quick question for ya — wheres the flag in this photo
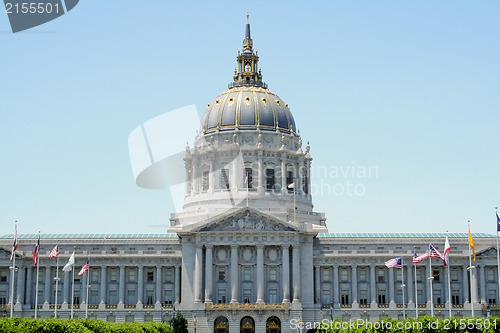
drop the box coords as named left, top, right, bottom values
left=63, top=252, right=75, bottom=272
left=32, top=236, right=40, bottom=267
left=49, top=244, right=59, bottom=259
left=444, top=236, right=451, bottom=266
left=385, top=256, right=402, bottom=268
left=468, top=226, right=475, bottom=261
left=429, top=244, right=445, bottom=261
left=9, top=224, right=18, bottom=261
left=78, top=260, right=90, bottom=276
left=412, top=250, right=428, bottom=264
left=288, top=182, right=295, bottom=189
left=496, top=212, right=500, bottom=232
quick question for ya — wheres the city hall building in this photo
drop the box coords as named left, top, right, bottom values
left=1, top=18, right=499, bottom=333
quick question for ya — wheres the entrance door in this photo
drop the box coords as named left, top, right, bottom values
left=214, top=316, right=229, bottom=333
left=240, top=316, right=255, bottom=333
left=266, top=316, right=281, bottom=333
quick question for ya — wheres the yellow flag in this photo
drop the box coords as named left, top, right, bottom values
left=287, top=183, right=295, bottom=189
left=468, top=226, right=476, bottom=261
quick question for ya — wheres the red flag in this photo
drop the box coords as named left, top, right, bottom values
left=32, top=236, right=40, bottom=266
left=49, top=244, right=59, bottom=258
left=78, top=260, right=90, bottom=276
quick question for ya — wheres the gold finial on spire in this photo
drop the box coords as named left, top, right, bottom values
left=246, top=12, right=249, bottom=24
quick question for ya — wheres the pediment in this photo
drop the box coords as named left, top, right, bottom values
left=477, top=247, right=497, bottom=258
left=195, top=208, right=298, bottom=233
left=0, top=248, right=13, bottom=259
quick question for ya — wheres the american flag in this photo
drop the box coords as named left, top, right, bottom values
left=32, top=236, right=40, bottom=267
left=412, top=251, right=428, bottom=264
left=429, top=244, right=445, bottom=261
left=385, top=256, right=402, bottom=268
left=49, top=244, right=59, bottom=258
left=78, top=260, right=90, bottom=276
left=9, top=224, right=18, bottom=261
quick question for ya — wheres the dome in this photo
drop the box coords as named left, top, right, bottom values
left=200, top=86, right=296, bottom=134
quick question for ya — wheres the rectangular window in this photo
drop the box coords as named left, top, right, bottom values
left=243, top=268, right=252, bottom=281
left=220, top=169, right=230, bottom=189
left=435, top=290, right=442, bottom=304
left=165, top=268, right=173, bottom=283
left=146, top=290, right=154, bottom=305
left=147, top=271, right=154, bottom=282
left=243, top=289, right=252, bottom=303
left=266, top=169, right=275, bottom=190
left=109, top=290, right=118, bottom=304
left=90, top=290, right=98, bottom=304
left=217, top=288, right=226, bottom=304
left=378, top=290, right=386, bottom=304
left=0, top=270, right=7, bottom=283
left=73, top=290, right=80, bottom=305
left=321, top=268, right=330, bottom=282
left=451, top=269, right=459, bottom=282
left=269, top=288, right=277, bottom=304
left=0, top=291, right=6, bottom=305
left=377, top=269, right=385, bottom=283
left=487, top=269, right=495, bottom=282
left=452, top=290, right=460, bottom=305
left=269, top=268, right=277, bottom=281
left=202, top=171, right=209, bottom=191
left=286, top=170, right=294, bottom=193
left=91, top=270, right=99, bottom=283
left=127, top=289, right=136, bottom=304
left=110, top=269, right=118, bottom=283
left=340, top=269, right=349, bottom=282
left=218, top=270, right=226, bottom=281
left=341, top=291, right=349, bottom=305
left=433, top=269, right=440, bottom=282
left=244, top=168, right=253, bottom=188
left=488, top=290, right=497, bottom=304
left=128, top=269, right=136, bottom=282
left=164, top=290, right=173, bottom=304
left=359, top=269, right=367, bottom=282
left=359, top=290, right=368, bottom=304
left=321, top=289, right=331, bottom=304
left=302, top=168, right=308, bottom=194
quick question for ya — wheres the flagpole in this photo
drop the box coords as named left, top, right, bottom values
left=446, top=231, right=452, bottom=318
left=414, top=247, right=418, bottom=318
left=34, top=231, right=40, bottom=319
left=54, top=243, right=60, bottom=318
left=428, top=243, right=434, bottom=317
left=85, top=253, right=90, bottom=319
left=401, top=256, right=406, bottom=319
left=9, top=221, right=17, bottom=319
left=468, top=221, right=474, bottom=317
left=71, top=246, right=76, bottom=319
left=496, top=206, right=500, bottom=312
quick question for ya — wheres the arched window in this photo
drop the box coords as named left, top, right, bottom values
left=240, top=316, right=255, bottom=333
left=214, top=316, right=229, bottom=333
left=266, top=316, right=281, bottom=333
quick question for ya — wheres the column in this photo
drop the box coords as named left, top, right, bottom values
left=156, top=266, right=162, bottom=304
left=463, top=266, right=469, bottom=303
left=118, top=265, right=125, bottom=304
left=192, top=157, right=198, bottom=193
left=137, top=266, right=144, bottom=304
left=306, top=160, right=311, bottom=199
left=100, top=266, right=106, bottom=304
left=388, top=267, right=395, bottom=303
left=194, top=246, right=203, bottom=303
left=62, top=269, right=69, bottom=304
left=292, top=245, right=300, bottom=303
left=205, top=246, right=213, bottom=303
left=370, top=265, right=376, bottom=304
left=44, top=266, right=51, bottom=304
left=230, top=245, right=239, bottom=303
left=256, top=245, right=264, bottom=303
left=351, top=265, right=358, bottom=304
left=407, top=264, right=414, bottom=304
left=80, top=271, right=86, bottom=305
left=257, top=154, right=263, bottom=190
left=209, top=158, right=214, bottom=192
left=314, top=266, right=320, bottom=304
left=332, top=265, right=339, bottom=306
left=16, top=266, right=25, bottom=304
left=425, top=263, right=431, bottom=304
left=471, top=267, right=479, bottom=304
left=479, top=265, right=486, bottom=304
left=231, top=158, right=238, bottom=191
left=281, top=158, right=286, bottom=192
left=296, top=160, right=302, bottom=195
left=282, top=245, right=290, bottom=303
left=174, top=266, right=180, bottom=304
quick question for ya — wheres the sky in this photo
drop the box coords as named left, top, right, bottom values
left=1, top=1, right=499, bottom=235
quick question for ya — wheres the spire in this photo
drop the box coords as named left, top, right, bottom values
left=229, top=13, right=267, bottom=89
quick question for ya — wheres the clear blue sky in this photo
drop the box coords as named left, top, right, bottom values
left=1, top=1, right=499, bottom=235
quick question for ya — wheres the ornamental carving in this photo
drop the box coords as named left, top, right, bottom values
left=200, top=213, right=295, bottom=232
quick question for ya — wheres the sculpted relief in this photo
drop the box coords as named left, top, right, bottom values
left=201, top=213, right=294, bottom=232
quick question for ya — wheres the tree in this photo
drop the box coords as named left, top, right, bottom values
left=170, top=312, right=188, bottom=333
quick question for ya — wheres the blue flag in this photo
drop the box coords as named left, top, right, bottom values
left=497, top=212, right=500, bottom=232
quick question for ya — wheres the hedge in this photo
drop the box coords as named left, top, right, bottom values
left=0, top=318, right=172, bottom=333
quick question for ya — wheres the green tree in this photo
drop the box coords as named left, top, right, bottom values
left=170, top=312, right=188, bottom=333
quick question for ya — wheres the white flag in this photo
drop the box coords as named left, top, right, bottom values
left=63, top=252, right=75, bottom=272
